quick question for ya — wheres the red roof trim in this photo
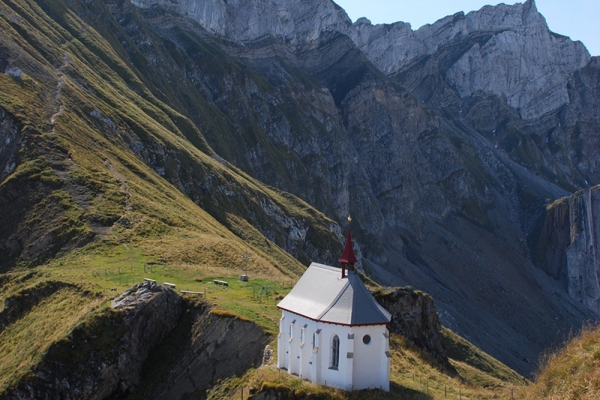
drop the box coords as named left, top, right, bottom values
left=277, top=307, right=390, bottom=326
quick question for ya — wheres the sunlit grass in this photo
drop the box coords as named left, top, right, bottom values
left=519, top=325, right=600, bottom=400
left=0, top=286, right=103, bottom=393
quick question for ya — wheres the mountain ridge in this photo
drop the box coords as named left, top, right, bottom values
left=130, top=0, right=592, bottom=121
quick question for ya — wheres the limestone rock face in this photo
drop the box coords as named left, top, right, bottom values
left=130, top=0, right=590, bottom=120
left=351, top=1, right=590, bottom=120
left=566, top=188, right=600, bottom=312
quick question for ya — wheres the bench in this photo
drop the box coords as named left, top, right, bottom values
left=180, top=290, right=205, bottom=297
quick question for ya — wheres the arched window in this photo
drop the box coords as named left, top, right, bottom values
left=331, top=335, right=340, bottom=369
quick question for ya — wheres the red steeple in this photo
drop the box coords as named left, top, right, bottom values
left=339, top=229, right=357, bottom=278
left=339, top=230, right=357, bottom=264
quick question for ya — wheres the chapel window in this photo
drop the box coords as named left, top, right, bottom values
left=331, top=335, right=340, bottom=369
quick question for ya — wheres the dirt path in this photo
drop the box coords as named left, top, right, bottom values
left=49, top=53, right=71, bottom=129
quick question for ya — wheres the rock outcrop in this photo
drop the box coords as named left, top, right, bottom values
left=5, top=281, right=182, bottom=399
left=3, top=281, right=270, bottom=400
left=130, top=0, right=353, bottom=48
left=353, top=1, right=590, bottom=119
left=375, top=288, right=451, bottom=371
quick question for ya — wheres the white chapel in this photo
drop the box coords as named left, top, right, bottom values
left=276, top=230, right=392, bottom=391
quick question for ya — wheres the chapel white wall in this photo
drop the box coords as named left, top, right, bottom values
left=278, top=310, right=390, bottom=392
left=351, top=325, right=390, bottom=391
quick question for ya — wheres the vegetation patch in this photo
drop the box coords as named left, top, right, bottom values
left=441, top=327, right=528, bottom=385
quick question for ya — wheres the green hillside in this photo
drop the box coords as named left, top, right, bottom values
left=0, top=0, right=338, bottom=391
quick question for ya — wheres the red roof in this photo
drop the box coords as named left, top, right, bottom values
left=339, top=230, right=357, bottom=264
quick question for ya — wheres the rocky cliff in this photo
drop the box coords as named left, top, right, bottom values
left=532, top=186, right=600, bottom=313
left=131, top=0, right=590, bottom=121
left=130, top=0, right=353, bottom=48
left=353, top=1, right=590, bottom=120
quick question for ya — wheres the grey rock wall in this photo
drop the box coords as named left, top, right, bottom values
left=352, top=1, right=590, bottom=120
left=566, top=187, right=600, bottom=313
left=130, top=0, right=352, bottom=48
left=130, top=0, right=591, bottom=120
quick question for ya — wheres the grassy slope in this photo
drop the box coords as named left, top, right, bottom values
left=441, top=328, right=527, bottom=387
left=520, top=325, right=600, bottom=399
left=0, top=0, right=527, bottom=398
left=0, top=0, right=338, bottom=270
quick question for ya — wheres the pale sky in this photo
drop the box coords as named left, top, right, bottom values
left=334, top=0, right=600, bottom=56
